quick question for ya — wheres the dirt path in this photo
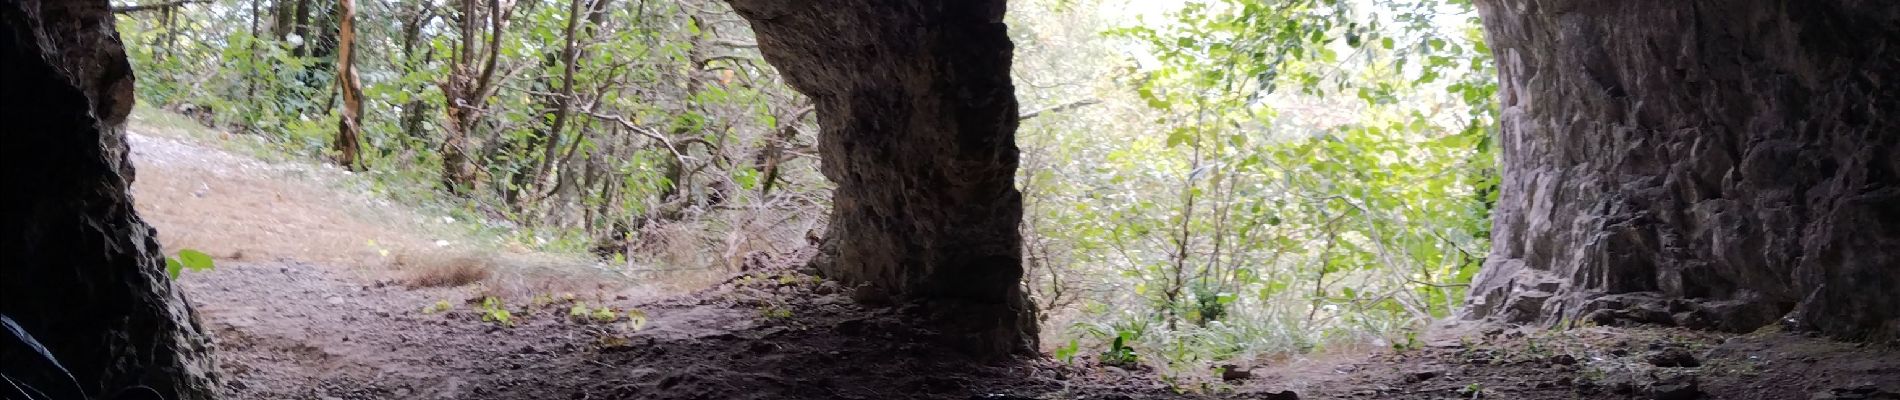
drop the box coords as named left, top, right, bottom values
left=127, top=118, right=1900, bottom=400
left=123, top=122, right=1153, bottom=399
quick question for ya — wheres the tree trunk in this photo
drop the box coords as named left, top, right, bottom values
left=290, top=0, right=310, bottom=56
left=1464, top=0, right=1900, bottom=340
left=332, top=0, right=363, bottom=170
left=522, top=0, right=588, bottom=208
left=0, top=1, right=219, bottom=398
left=724, top=0, right=1038, bottom=357
left=439, top=0, right=507, bottom=195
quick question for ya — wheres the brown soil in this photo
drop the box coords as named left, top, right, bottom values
left=1240, top=326, right=1900, bottom=399
left=177, top=259, right=1182, bottom=399
left=132, top=119, right=1900, bottom=399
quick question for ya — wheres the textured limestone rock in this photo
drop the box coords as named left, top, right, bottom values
left=1464, top=0, right=1900, bottom=339
left=0, top=0, right=219, bottom=398
left=723, top=0, right=1036, bottom=356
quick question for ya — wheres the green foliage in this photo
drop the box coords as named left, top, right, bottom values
left=1055, top=339, right=1081, bottom=365
left=118, top=0, right=1501, bottom=385
left=115, top=0, right=828, bottom=267
left=164, top=248, right=215, bottom=279
left=479, top=297, right=513, bottom=327
left=592, top=307, right=619, bottom=323
left=423, top=300, right=454, bottom=314
left=1100, top=335, right=1141, bottom=368
left=1392, top=329, right=1422, bottom=352
left=1012, top=0, right=1497, bottom=378
left=759, top=306, right=793, bottom=320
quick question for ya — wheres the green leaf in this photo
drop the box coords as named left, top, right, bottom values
left=733, top=167, right=760, bottom=190
left=1137, top=86, right=1170, bottom=110
left=1165, top=128, right=1193, bottom=148
left=178, top=249, right=215, bottom=271
left=165, top=257, right=182, bottom=279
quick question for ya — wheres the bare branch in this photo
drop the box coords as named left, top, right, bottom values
left=1019, top=98, right=1102, bottom=121
left=112, top=0, right=207, bottom=13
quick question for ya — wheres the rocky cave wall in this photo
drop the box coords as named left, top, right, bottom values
left=0, top=0, right=218, bottom=398
left=1464, top=0, right=1900, bottom=339
left=722, top=0, right=1036, bottom=356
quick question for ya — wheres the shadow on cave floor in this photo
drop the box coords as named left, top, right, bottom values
left=134, top=115, right=1900, bottom=400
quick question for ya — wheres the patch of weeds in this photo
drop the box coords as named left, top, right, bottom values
left=1458, top=382, right=1485, bottom=398
left=529, top=293, right=561, bottom=308
left=759, top=306, right=793, bottom=319
left=1392, top=329, right=1422, bottom=352
left=422, top=300, right=453, bottom=314
left=1055, top=339, right=1081, bottom=365
left=592, top=307, right=620, bottom=323
left=595, top=334, right=635, bottom=350
left=568, top=303, right=622, bottom=323
left=479, top=296, right=514, bottom=327
left=1524, top=335, right=1551, bottom=360
left=1100, top=335, right=1140, bottom=368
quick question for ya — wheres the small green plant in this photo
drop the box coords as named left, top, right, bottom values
left=1525, top=336, right=1548, bottom=359
left=479, top=297, right=513, bottom=326
left=625, top=308, right=648, bottom=331
left=592, top=307, right=619, bottom=323
left=569, top=304, right=591, bottom=319
left=1189, top=285, right=1231, bottom=325
left=1392, top=329, right=1422, bottom=352
left=529, top=293, right=559, bottom=308
left=760, top=306, right=793, bottom=319
left=164, top=248, right=215, bottom=279
left=422, top=300, right=452, bottom=314
left=1459, top=382, right=1484, bottom=399
left=1055, top=339, right=1081, bottom=365
left=1100, top=335, right=1139, bottom=368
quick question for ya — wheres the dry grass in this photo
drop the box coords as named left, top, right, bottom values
left=125, top=119, right=667, bottom=300
left=396, top=252, right=495, bottom=288
left=605, top=205, right=823, bottom=294
left=128, top=110, right=445, bottom=270
left=125, top=106, right=802, bottom=303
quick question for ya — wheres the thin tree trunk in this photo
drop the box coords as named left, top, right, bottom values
left=524, top=0, right=590, bottom=207
left=291, top=0, right=311, bottom=56
left=245, top=0, right=260, bottom=100
left=396, top=5, right=432, bottom=146
left=440, top=0, right=511, bottom=194
left=331, top=0, right=362, bottom=170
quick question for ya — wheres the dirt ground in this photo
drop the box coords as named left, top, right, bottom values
left=130, top=117, right=1900, bottom=399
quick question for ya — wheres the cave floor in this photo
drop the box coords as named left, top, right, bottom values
left=176, top=260, right=1900, bottom=400
left=131, top=112, right=1900, bottom=400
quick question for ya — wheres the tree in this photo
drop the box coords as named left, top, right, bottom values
left=332, top=0, right=363, bottom=170
left=439, top=0, right=512, bottom=194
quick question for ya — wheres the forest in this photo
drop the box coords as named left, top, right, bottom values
left=5, top=0, right=1898, bottom=398
left=114, top=0, right=1497, bottom=378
